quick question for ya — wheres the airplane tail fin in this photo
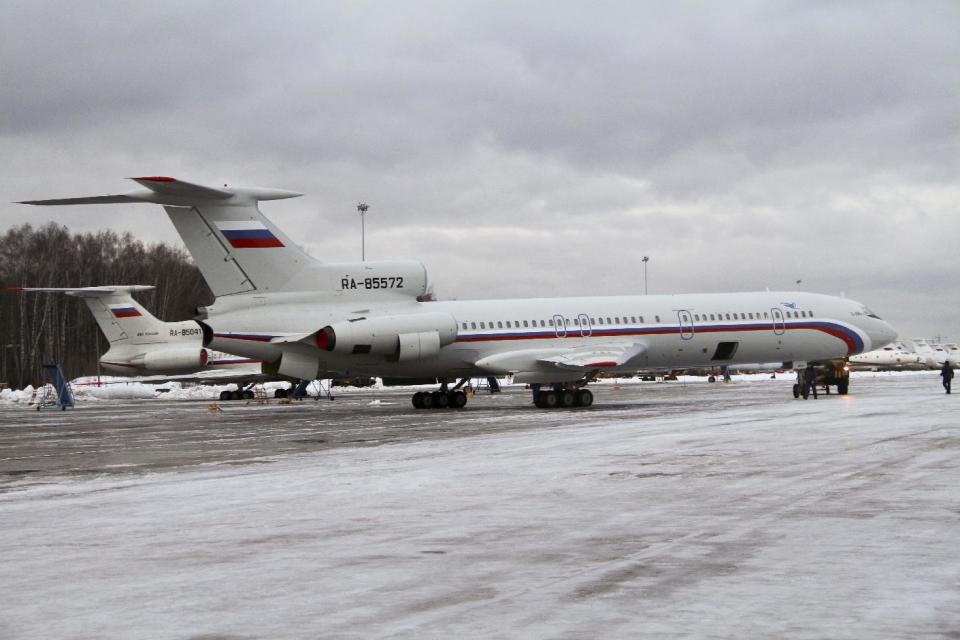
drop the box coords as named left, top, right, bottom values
left=21, top=177, right=310, bottom=297
left=6, top=286, right=163, bottom=344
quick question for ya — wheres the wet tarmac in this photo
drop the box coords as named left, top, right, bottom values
left=1, top=374, right=957, bottom=639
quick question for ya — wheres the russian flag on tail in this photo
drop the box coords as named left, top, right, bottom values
left=111, top=306, right=142, bottom=318
left=215, top=220, right=285, bottom=249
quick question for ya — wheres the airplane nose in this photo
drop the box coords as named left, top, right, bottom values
left=870, top=321, right=898, bottom=351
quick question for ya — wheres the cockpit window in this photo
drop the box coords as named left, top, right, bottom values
left=862, top=306, right=882, bottom=319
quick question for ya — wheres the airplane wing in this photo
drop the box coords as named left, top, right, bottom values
left=538, top=342, right=647, bottom=370
left=475, top=342, right=647, bottom=375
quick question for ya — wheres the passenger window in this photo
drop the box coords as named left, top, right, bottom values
left=655, top=315, right=660, bottom=322
left=548, top=319, right=554, bottom=326
left=590, top=317, right=596, bottom=324
left=606, top=317, right=612, bottom=324
left=523, top=320, right=529, bottom=327
left=505, top=321, right=511, bottom=328
left=763, top=312, right=768, bottom=319
left=497, top=321, right=503, bottom=328
left=639, top=316, right=644, bottom=323
left=573, top=318, right=580, bottom=326
left=540, top=320, right=545, bottom=327
left=810, top=311, right=815, bottom=317
left=748, top=313, right=754, bottom=320
left=480, top=322, right=486, bottom=329
left=630, top=316, right=637, bottom=323
left=725, top=313, right=731, bottom=320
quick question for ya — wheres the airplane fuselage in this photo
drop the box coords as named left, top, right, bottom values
left=203, top=290, right=896, bottom=382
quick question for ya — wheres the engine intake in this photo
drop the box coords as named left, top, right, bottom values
left=317, top=312, right=457, bottom=362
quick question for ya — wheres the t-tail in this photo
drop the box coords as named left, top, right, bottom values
left=21, top=178, right=307, bottom=297
left=6, top=285, right=164, bottom=344
left=21, top=177, right=430, bottom=301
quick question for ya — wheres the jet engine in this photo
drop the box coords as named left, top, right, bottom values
left=316, top=312, right=457, bottom=362
left=135, top=348, right=209, bottom=372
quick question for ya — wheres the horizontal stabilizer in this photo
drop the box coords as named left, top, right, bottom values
left=18, top=195, right=140, bottom=206
left=130, top=176, right=233, bottom=200
left=6, top=285, right=155, bottom=298
left=19, top=176, right=302, bottom=208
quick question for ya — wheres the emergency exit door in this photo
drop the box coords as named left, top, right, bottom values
left=677, top=310, right=695, bottom=340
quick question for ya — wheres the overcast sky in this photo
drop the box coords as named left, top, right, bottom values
left=2, top=1, right=958, bottom=340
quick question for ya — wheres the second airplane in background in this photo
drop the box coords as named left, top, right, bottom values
left=6, top=285, right=281, bottom=399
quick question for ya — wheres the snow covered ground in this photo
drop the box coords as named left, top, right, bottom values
left=0, top=373, right=957, bottom=639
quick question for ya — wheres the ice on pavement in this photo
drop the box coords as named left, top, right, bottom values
left=0, top=373, right=957, bottom=639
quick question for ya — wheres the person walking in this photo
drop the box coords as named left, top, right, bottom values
left=941, top=360, right=954, bottom=394
left=802, top=364, right=818, bottom=399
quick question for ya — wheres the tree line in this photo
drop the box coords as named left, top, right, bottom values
left=0, top=223, right=212, bottom=388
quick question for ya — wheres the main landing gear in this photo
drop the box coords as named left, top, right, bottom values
left=219, top=382, right=256, bottom=401
left=531, top=383, right=594, bottom=409
left=412, top=379, right=469, bottom=410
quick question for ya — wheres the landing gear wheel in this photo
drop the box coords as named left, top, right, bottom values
left=559, top=390, right=576, bottom=408
left=219, top=390, right=231, bottom=401
left=432, top=391, right=449, bottom=409
left=541, top=391, right=559, bottom=409
left=575, top=389, right=594, bottom=407
left=412, top=392, right=425, bottom=409
left=533, top=391, right=545, bottom=408
left=448, top=390, right=467, bottom=409
left=708, top=375, right=716, bottom=383
left=274, top=389, right=288, bottom=399
left=838, top=380, right=849, bottom=395
left=419, top=392, right=434, bottom=409
left=229, top=390, right=242, bottom=401
left=243, top=389, right=255, bottom=400
left=792, top=384, right=800, bottom=399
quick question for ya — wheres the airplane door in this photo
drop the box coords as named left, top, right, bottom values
left=677, top=310, right=694, bottom=340
left=578, top=314, right=591, bottom=337
left=553, top=314, right=567, bottom=338
left=771, top=308, right=785, bottom=335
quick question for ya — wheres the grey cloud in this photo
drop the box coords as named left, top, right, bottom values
left=1, top=0, right=958, bottom=338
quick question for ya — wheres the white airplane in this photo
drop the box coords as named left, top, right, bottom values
left=21, top=177, right=898, bottom=409
left=902, top=338, right=942, bottom=369
left=944, top=344, right=960, bottom=367
left=5, top=285, right=276, bottom=399
left=848, top=344, right=925, bottom=371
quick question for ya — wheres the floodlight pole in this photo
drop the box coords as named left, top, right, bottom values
left=357, top=203, right=369, bottom=261
left=642, top=256, right=649, bottom=295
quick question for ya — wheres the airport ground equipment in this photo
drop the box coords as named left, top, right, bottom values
left=792, top=359, right=850, bottom=398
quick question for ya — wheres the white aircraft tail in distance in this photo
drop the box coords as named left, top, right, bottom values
left=5, top=285, right=259, bottom=376
left=21, top=177, right=900, bottom=409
